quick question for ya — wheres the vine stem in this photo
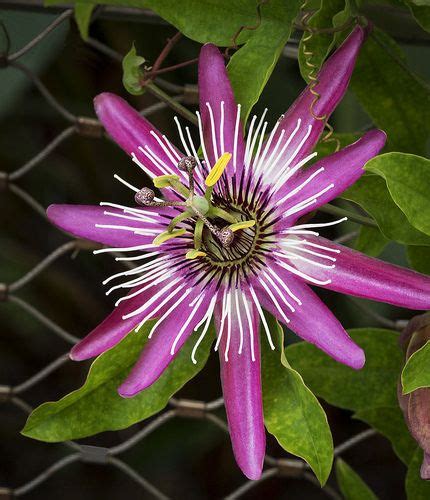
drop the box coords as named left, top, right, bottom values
left=319, top=203, right=378, bottom=228
left=145, top=82, right=198, bottom=126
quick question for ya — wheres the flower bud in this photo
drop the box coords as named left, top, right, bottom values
left=398, top=313, right=430, bottom=480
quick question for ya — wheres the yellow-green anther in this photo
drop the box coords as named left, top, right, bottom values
left=209, top=207, right=237, bottom=224
left=194, top=219, right=204, bottom=250
left=229, top=220, right=256, bottom=232
left=153, top=175, right=189, bottom=197
left=205, top=152, right=232, bottom=186
left=153, top=228, right=186, bottom=246
left=185, top=249, right=207, bottom=259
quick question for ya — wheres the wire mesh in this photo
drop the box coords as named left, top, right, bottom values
left=0, top=4, right=405, bottom=499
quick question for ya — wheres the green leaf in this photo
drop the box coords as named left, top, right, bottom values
left=286, top=329, right=417, bottom=465
left=406, top=447, right=430, bottom=500
left=402, top=340, right=430, bottom=394
left=354, top=406, right=416, bottom=464
left=22, top=321, right=214, bottom=442
left=122, top=43, right=146, bottom=95
left=407, top=245, right=430, bottom=274
left=342, top=175, right=430, bottom=246
left=355, top=226, right=389, bottom=257
left=365, top=153, right=430, bottom=237
left=350, top=28, right=430, bottom=155
left=405, top=1, right=430, bottom=32
left=336, top=458, right=378, bottom=500
left=286, top=328, right=402, bottom=411
left=262, top=316, right=333, bottom=485
left=51, top=0, right=300, bottom=121
left=298, top=0, right=346, bottom=83
left=227, top=0, right=301, bottom=122
left=74, top=2, right=95, bottom=39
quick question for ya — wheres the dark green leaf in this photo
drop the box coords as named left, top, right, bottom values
left=298, top=0, right=346, bottom=83
left=402, top=340, right=430, bottom=394
left=406, top=447, right=430, bottom=500
left=22, top=321, right=214, bottom=442
left=262, top=316, right=333, bottom=485
left=122, top=43, right=146, bottom=95
left=407, top=245, right=430, bottom=274
left=355, top=226, right=389, bottom=257
left=405, top=1, right=430, bottom=32
left=354, top=406, right=416, bottom=464
left=342, top=175, right=430, bottom=246
left=350, top=28, right=430, bottom=155
left=74, top=2, right=95, bottom=39
left=365, top=153, right=430, bottom=237
left=286, top=328, right=402, bottom=410
left=336, top=458, right=378, bottom=500
left=227, top=0, right=301, bottom=122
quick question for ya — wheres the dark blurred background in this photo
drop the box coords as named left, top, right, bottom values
left=1, top=4, right=430, bottom=499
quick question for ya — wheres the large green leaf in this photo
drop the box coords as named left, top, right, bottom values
left=227, top=0, right=301, bottom=122
left=365, top=153, right=430, bottom=237
left=298, top=0, right=346, bottom=83
left=402, top=340, right=430, bottom=394
left=74, top=2, right=95, bottom=39
left=49, top=0, right=300, bottom=121
left=262, top=316, right=333, bottom=485
left=22, top=321, right=214, bottom=442
left=355, top=226, right=389, bottom=257
left=285, top=329, right=417, bottom=465
left=405, top=0, right=430, bottom=32
left=406, top=447, right=430, bottom=500
left=336, top=458, right=378, bottom=500
left=407, top=245, right=430, bottom=274
left=350, top=28, right=430, bottom=155
left=342, top=175, right=430, bottom=246
left=286, top=328, right=402, bottom=410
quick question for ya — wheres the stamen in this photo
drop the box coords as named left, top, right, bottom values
left=277, top=167, right=325, bottom=205
left=229, top=220, right=255, bottom=232
left=262, top=270, right=296, bottom=312
left=186, top=249, right=207, bottom=259
left=149, top=131, right=179, bottom=172
left=214, top=289, right=228, bottom=352
left=114, top=174, right=140, bottom=193
left=196, top=111, right=210, bottom=168
left=145, top=287, right=191, bottom=336
left=220, top=101, right=225, bottom=155
left=224, top=291, right=232, bottom=362
left=264, top=118, right=301, bottom=179
left=205, top=152, right=232, bottom=186
left=153, top=229, right=186, bottom=246
left=131, top=152, right=156, bottom=179
left=267, top=267, right=302, bottom=305
left=258, top=277, right=291, bottom=323
left=275, top=257, right=332, bottom=286
left=234, top=288, right=244, bottom=355
left=285, top=217, right=347, bottom=231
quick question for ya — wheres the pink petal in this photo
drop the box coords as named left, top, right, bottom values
left=47, top=204, right=173, bottom=248
left=198, top=44, right=245, bottom=180
left=256, top=264, right=365, bottom=369
left=278, top=129, right=386, bottom=225
left=71, top=282, right=174, bottom=361
left=94, top=92, right=184, bottom=179
left=263, top=25, right=368, bottom=172
left=118, top=289, right=212, bottom=397
left=215, top=292, right=265, bottom=480
left=283, top=236, right=430, bottom=310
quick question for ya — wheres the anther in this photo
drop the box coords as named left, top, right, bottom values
left=217, top=227, right=234, bottom=248
left=178, top=156, right=197, bottom=172
left=135, top=187, right=155, bottom=206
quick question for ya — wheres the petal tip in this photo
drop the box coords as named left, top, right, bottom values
left=349, top=349, right=366, bottom=370
left=117, top=383, right=140, bottom=399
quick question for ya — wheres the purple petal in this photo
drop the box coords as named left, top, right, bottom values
left=256, top=264, right=365, bottom=369
left=47, top=204, right=173, bottom=248
left=70, top=283, right=171, bottom=361
left=118, top=289, right=211, bottom=397
left=263, top=25, right=367, bottom=171
left=283, top=236, right=430, bottom=310
left=278, top=129, right=386, bottom=225
left=94, top=92, right=184, bottom=179
left=215, top=292, right=265, bottom=480
left=198, top=44, right=245, bottom=178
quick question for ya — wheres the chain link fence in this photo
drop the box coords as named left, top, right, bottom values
left=0, top=3, right=409, bottom=498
